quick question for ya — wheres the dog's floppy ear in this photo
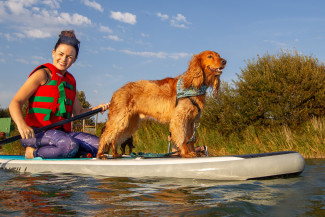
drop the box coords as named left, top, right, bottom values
left=213, top=76, right=221, bottom=96
left=183, top=54, right=204, bottom=89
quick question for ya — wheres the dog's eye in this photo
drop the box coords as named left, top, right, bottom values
left=208, top=55, right=213, bottom=58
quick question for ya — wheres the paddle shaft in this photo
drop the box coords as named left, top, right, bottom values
left=0, top=107, right=103, bottom=146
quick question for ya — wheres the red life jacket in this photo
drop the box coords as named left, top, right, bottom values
left=25, top=63, right=76, bottom=132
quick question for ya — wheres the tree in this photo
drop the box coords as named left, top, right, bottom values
left=201, top=50, right=325, bottom=134
left=77, top=91, right=91, bottom=108
left=235, top=50, right=325, bottom=128
left=0, top=107, right=10, bottom=118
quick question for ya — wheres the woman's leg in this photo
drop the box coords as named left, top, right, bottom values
left=68, top=132, right=99, bottom=157
left=21, top=129, right=79, bottom=159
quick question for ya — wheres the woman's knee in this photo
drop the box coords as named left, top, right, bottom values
left=33, top=130, right=80, bottom=158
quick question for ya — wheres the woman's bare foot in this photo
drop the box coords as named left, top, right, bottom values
left=25, top=147, right=35, bottom=159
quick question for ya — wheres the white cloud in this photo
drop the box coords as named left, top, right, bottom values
left=157, top=12, right=168, bottom=21
left=16, top=58, right=29, bottom=64
left=110, top=11, right=136, bottom=25
left=82, top=0, right=103, bottom=12
left=16, top=55, right=49, bottom=65
left=157, top=12, right=191, bottom=28
left=2, top=33, right=16, bottom=41
left=31, top=56, right=48, bottom=65
left=105, top=35, right=123, bottom=42
left=100, top=47, right=116, bottom=51
left=169, top=52, right=191, bottom=60
left=171, top=13, right=190, bottom=28
left=141, top=33, right=149, bottom=37
left=23, top=29, right=51, bottom=38
left=6, top=0, right=32, bottom=15
left=57, top=12, right=91, bottom=26
left=121, top=50, right=168, bottom=58
left=42, top=0, right=61, bottom=9
left=0, top=0, right=91, bottom=39
left=99, top=25, right=113, bottom=33
left=120, top=49, right=191, bottom=59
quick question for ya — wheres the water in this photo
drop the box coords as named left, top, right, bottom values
left=0, top=160, right=324, bottom=217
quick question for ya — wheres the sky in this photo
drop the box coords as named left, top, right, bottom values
left=1, top=0, right=325, bottom=122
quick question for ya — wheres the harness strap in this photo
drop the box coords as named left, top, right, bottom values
left=175, top=97, right=201, bottom=113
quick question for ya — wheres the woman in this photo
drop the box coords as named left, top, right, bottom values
left=9, top=30, right=109, bottom=159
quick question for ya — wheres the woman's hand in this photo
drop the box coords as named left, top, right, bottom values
left=95, top=103, right=110, bottom=113
left=17, top=123, right=35, bottom=140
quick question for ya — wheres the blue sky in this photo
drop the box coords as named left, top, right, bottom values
left=1, top=0, right=325, bottom=121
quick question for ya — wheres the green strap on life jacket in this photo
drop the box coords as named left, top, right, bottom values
left=28, top=107, right=52, bottom=121
left=57, top=82, right=67, bottom=115
left=63, top=81, right=74, bottom=90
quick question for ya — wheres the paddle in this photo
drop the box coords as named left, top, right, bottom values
left=0, top=107, right=103, bottom=146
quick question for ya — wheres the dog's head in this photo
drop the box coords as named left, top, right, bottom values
left=183, top=50, right=226, bottom=95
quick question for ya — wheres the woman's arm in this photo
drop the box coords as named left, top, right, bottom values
left=72, top=94, right=109, bottom=116
left=9, top=69, right=48, bottom=139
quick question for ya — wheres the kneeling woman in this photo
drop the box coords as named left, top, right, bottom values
left=9, top=30, right=109, bottom=159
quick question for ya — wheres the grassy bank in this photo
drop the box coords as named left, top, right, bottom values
left=131, top=117, right=325, bottom=159
left=1, top=117, right=324, bottom=159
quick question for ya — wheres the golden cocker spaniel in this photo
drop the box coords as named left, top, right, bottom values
left=97, top=50, right=226, bottom=159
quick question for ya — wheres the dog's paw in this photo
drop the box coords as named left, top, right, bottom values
left=181, top=152, right=197, bottom=158
left=97, top=154, right=108, bottom=160
left=196, top=152, right=206, bottom=157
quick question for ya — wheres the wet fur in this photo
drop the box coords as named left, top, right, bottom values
left=97, top=50, right=226, bottom=159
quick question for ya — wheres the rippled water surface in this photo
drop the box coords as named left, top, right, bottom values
left=0, top=159, right=324, bottom=216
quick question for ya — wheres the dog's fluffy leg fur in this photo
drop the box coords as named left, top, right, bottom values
left=111, top=139, right=122, bottom=158
left=170, top=98, right=198, bottom=157
left=97, top=99, right=141, bottom=159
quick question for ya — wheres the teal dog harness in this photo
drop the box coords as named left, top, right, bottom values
left=175, top=78, right=208, bottom=112
left=176, top=78, right=208, bottom=99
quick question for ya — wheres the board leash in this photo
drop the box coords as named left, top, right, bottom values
left=130, top=151, right=178, bottom=158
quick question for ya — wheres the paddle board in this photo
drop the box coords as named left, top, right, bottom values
left=0, top=151, right=305, bottom=180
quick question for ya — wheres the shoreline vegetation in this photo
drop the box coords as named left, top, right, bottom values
left=129, top=117, right=325, bottom=159
left=2, top=116, right=324, bottom=159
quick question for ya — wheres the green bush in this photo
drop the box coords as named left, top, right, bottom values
left=201, top=50, right=325, bottom=134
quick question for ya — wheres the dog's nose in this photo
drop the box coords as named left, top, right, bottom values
left=221, top=59, right=227, bottom=65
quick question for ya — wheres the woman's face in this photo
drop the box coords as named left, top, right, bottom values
left=52, top=44, right=77, bottom=73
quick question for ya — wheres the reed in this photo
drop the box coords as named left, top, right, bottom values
left=132, top=120, right=170, bottom=153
